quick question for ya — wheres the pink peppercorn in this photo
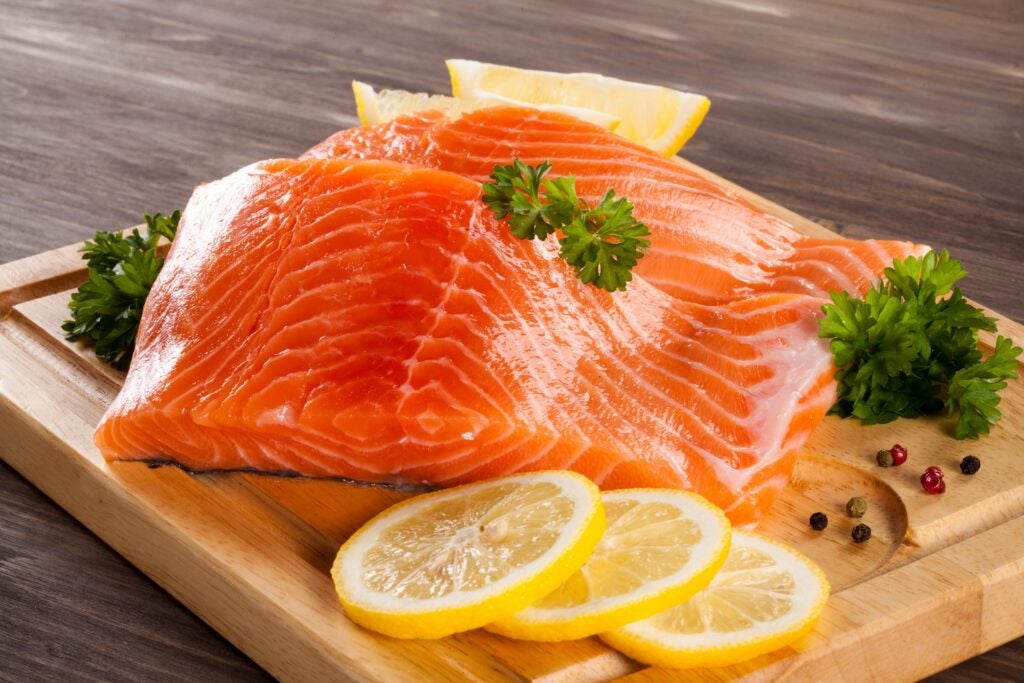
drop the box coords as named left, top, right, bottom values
left=921, top=466, right=946, bottom=494
left=889, top=444, right=908, bottom=466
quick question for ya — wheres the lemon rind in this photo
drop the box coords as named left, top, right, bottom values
left=351, top=80, right=380, bottom=126
left=657, top=95, right=711, bottom=157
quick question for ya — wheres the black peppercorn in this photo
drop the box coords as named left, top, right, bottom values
left=809, top=511, right=828, bottom=531
left=851, top=523, right=871, bottom=543
left=959, top=455, right=981, bottom=475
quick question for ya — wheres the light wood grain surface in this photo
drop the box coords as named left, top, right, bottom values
left=1, top=0, right=1021, bottom=681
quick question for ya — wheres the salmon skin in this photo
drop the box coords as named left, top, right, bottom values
left=95, top=158, right=835, bottom=526
left=304, top=107, right=929, bottom=305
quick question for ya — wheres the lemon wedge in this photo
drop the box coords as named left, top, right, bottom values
left=352, top=80, right=619, bottom=129
left=447, top=59, right=710, bottom=156
left=486, top=489, right=731, bottom=641
left=601, top=531, right=830, bottom=668
left=331, top=471, right=605, bottom=639
left=352, top=80, right=458, bottom=126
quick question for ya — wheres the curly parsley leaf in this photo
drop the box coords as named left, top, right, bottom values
left=483, top=160, right=650, bottom=292
left=482, top=160, right=574, bottom=241
left=559, top=189, right=651, bottom=292
left=819, top=249, right=1021, bottom=439
left=947, top=336, right=1022, bottom=439
left=62, top=211, right=180, bottom=369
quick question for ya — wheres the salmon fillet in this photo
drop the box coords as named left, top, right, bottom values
left=94, top=158, right=835, bottom=526
left=304, top=107, right=929, bottom=304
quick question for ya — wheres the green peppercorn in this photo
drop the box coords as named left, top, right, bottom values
left=960, top=455, right=981, bottom=475
left=876, top=449, right=894, bottom=467
left=851, top=523, right=871, bottom=543
left=809, top=511, right=828, bottom=531
left=846, top=496, right=868, bottom=518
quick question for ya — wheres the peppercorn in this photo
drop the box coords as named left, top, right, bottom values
left=846, top=496, right=868, bottom=518
left=809, top=511, right=828, bottom=531
left=889, top=443, right=908, bottom=466
left=960, top=455, right=981, bottom=475
left=876, top=449, right=894, bottom=467
left=921, top=465, right=946, bottom=494
left=851, top=523, right=872, bottom=543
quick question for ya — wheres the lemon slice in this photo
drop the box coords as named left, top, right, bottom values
left=601, top=531, right=830, bottom=668
left=486, top=489, right=731, bottom=641
left=447, top=59, right=710, bottom=156
left=352, top=80, right=619, bottom=129
left=331, top=470, right=605, bottom=639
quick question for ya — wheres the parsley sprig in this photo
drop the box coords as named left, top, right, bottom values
left=483, top=160, right=651, bottom=292
left=820, top=249, right=1021, bottom=439
left=62, top=211, right=180, bottom=369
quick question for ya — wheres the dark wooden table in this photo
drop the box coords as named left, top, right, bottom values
left=1, top=0, right=1021, bottom=680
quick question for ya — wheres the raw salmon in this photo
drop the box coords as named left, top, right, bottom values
left=304, top=107, right=928, bottom=304
left=95, top=158, right=835, bottom=526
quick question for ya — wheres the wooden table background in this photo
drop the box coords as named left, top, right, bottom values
left=1, top=0, right=1021, bottom=680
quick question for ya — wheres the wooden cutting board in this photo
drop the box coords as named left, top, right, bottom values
left=1, top=161, right=1022, bottom=682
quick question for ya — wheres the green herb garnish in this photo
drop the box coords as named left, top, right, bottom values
left=483, top=159, right=650, bottom=292
left=62, top=211, right=180, bottom=369
left=819, top=249, right=1021, bottom=439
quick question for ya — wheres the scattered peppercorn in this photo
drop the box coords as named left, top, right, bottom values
left=876, top=449, right=894, bottom=467
left=960, top=455, right=981, bottom=475
left=851, top=523, right=872, bottom=543
left=889, top=443, right=908, bottom=466
left=921, top=465, right=946, bottom=494
left=846, top=496, right=868, bottom=518
left=809, top=511, right=828, bottom=531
